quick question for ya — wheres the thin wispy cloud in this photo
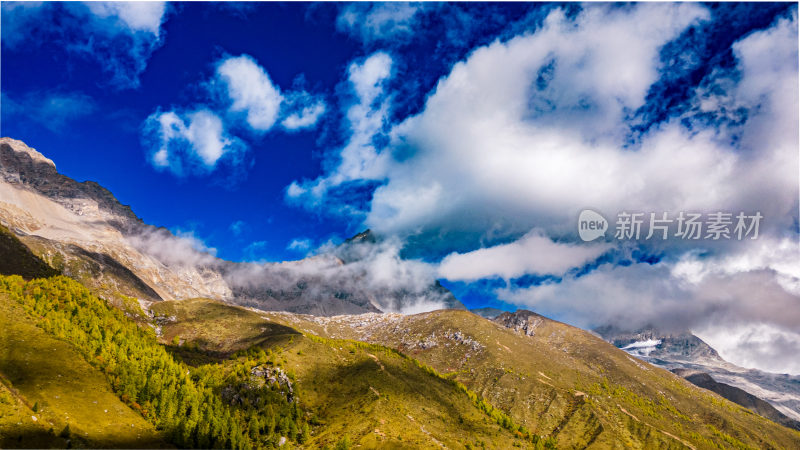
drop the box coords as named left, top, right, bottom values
left=336, top=3, right=427, bottom=44
left=2, top=2, right=170, bottom=89
left=286, top=51, right=393, bottom=208
left=3, top=91, right=96, bottom=132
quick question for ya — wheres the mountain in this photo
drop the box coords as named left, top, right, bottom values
left=0, top=137, right=462, bottom=316
left=594, top=325, right=723, bottom=363
left=4, top=136, right=800, bottom=448
left=673, top=369, right=800, bottom=431
left=260, top=308, right=800, bottom=448
left=0, top=275, right=529, bottom=448
left=598, top=325, right=800, bottom=426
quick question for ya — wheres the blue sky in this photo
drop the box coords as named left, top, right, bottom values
left=3, top=2, right=800, bottom=373
left=1, top=2, right=560, bottom=264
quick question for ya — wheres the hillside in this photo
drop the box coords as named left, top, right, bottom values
left=150, top=298, right=547, bottom=448
left=0, top=280, right=168, bottom=448
left=0, top=223, right=59, bottom=280
left=260, top=308, right=800, bottom=448
left=598, top=326, right=800, bottom=424
left=0, top=276, right=544, bottom=448
left=674, top=369, right=800, bottom=431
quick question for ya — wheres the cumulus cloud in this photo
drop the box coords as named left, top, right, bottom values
left=142, top=108, right=247, bottom=176
left=214, top=54, right=327, bottom=133
left=337, top=3, right=426, bottom=44
left=217, top=55, right=284, bottom=132
left=284, top=4, right=799, bottom=373
left=2, top=2, right=170, bottom=89
left=142, top=53, right=326, bottom=177
left=439, top=230, right=611, bottom=281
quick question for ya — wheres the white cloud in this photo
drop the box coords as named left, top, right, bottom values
left=128, top=228, right=218, bottom=268
left=694, top=323, right=800, bottom=375
left=337, top=3, right=425, bottom=44
left=143, top=53, right=327, bottom=177
left=287, top=52, right=393, bottom=203
left=291, top=5, right=797, bottom=249
left=2, top=2, right=169, bottom=89
left=364, top=4, right=727, bottom=237
left=439, top=230, right=611, bottom=281
left=143, top=109, right=246, bottom=176
left=282, top=101, right=326, bottom=131
left=85, top=1, right=166, bottom=36
left=287, top=238, right=313, bottom=252
left=217, top=55, right=284, bottom=132
left=283, top=5, right=799, bottom=374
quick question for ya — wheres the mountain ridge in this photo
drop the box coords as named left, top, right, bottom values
left=0, top=137, right=463, bottom=316
left=598, top=324, right=800, bottom=426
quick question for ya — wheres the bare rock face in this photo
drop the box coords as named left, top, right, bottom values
left=493, top=310, right=545, bottom=337
left=250, top=365, right=295, bottom=403
left=0, top=138, right=233, bottom=302
left=0, top=138, right=139, bottom=226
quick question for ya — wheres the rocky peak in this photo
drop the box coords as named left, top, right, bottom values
left=0, top=138, right=141, bottom=227
left=0, top=137, right=56, bottom=169
left=344, top=229, right=377, bottom=245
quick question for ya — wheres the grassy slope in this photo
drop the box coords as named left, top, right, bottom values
left=152, top=299, right=537, bottom=449
left=0, top=293, right=169, bottom=448
left=264, top=309, right=800, bottom=449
